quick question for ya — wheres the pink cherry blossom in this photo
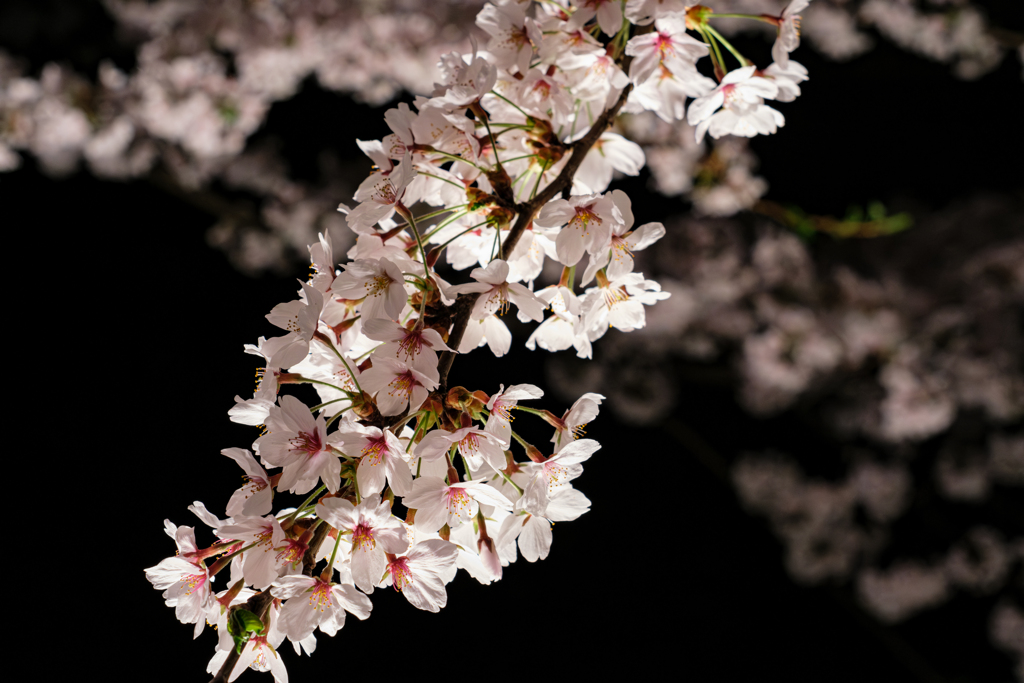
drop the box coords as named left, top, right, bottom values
left=773, top=0, right=811, bottom=69
left=485, top=383, right=544, bottom=444
left=447, top=259, right=547, bottom=322
left=330, top=257, right=408, bottom=322
left=333, top=421, right=414, bottom=497
left=315, top=495, right=409, bottom=593
left=271, top=575, right=372, bottom=642
left=384, top=539, right=459, bottom=612
left=534, top=192, right=621, bottom=266
left=255, top=395, right=343, bottom=494
left=221, top=447, right=273, bottom=518
left=359, top=357, right=439, bottom=417
left=402, top=476, right=513, bottom=533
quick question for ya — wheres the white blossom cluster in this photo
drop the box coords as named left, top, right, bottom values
left=3, top=0, right=1016, bottom=275
left=143, top=2, right=825, bottom=679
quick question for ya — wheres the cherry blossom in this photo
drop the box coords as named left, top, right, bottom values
left=359, top=357, right=439, bottom=417
left=686, top=66, right=784, bottom=142
left=333, top=421, right=413, bottom=497
left=773, top=0, right=811, bottom=69
left=222, top=447, right=273, bottom=518
left=485, top=383, right=544, bottom=444
left=315, top=495, right=409, bottom=594
left=384, top=539, right=459, bottom=612
left=271, top=574, right=372, bottom=642
left=330, top=257, right=408, bottom=322
left=534, top=192, right=622, bottom=267
left=362, top=317, right=451, bottom=374
left=255, top=395, right=343, bottom=494
left=447, top=259, right=547, bottom=322
left=264, top=282, right=325, bottom=369
left=402, top=477, right=513, bottom=533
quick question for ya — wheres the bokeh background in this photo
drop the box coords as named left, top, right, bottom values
left=4, top=1, right=1021, bottom=681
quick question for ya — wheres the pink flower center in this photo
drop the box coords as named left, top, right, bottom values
left=611, top=235, right=634, bottom=261
left=485, top=284, right=511, bottom=315
left=397, top=329, right=425, bottom=360
left=372, top=178, right=398, bottom=206
left=275, top=538, right=309, bottom=568
left=291, top=429, right=323, bottom=456
left=445, top=487, right=473, bottom=515
left=366, top=273, right=394, bottom=298
left=352, top=523, right=376, bottom=552
left=460, top=432, right=481, bottom=456
left=388, top=371, right=416, bottom=398
left=308, top=579, right=333, bottom=612
left=601, top=286, right=629, bottom=309
left=570, top=206, right=601, bottom=234
left=361, top=435, right=388, bottom=465
left=491, top=400, right=515, bottom=423
left=180, top=571, right=207, bottom=596
left=390, top=557, right=413, bottom=592
left=545, top=461, right=568, bottom=486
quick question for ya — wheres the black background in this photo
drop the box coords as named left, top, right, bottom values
left=3, top=1, right=1023, bottom=681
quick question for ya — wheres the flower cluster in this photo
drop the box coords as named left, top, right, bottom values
left=145, top=1, right=816, bottom=679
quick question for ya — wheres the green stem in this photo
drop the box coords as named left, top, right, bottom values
left=285, top=486, right=327, bottom=525
left=309, top=396, right=352, bottom=413
left=698, top=26, right=727, bottom=77
left=497, top=468, right=523, bottom=495
left=421, top=210, right=471, bottom=243
left=704, top=25, right=749, bottom=66
left=426, top=148, right=483, bottom=170
left=488, top=91, right=530, bottom=118
left=530, top=158, right=550, bottom=201
left=314, top=333, right=363, bottom=395
left=326, top=405, right=354, bottom=429
left=434, top=219, right=492, bottom=254
left=417, top=171, right=467, bottom=190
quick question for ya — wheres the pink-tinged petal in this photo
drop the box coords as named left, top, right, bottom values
left=507, top=284, right=547, bottom=322
left=415, top=430, right=456, bottom=461
left=356, top=455, right=387, bottom=497
left=267, top=333, right=310, bottom=369
left=544, top=487, right=591, bottom=522
left=470, top=259, right=511, bottom=285
left=360, top=318, right=407, bottom=342
left=400, top=571, right=448, bottom=612
left=517, top=515, right=552, bottom=562
left=315, top=497, right=359, bottom=530
left=384, top=453, right=413, bottom=496
left=270, top=574, right=316, bottom=600
left=534, top=199, right=575, bottom=228
left=350, top=541, right=386, bottom=594
left=375, top=524, right=410, bottom=554
left=333, top=583, right=372, bottom=620
left=458, top=481, right=514, bottom=509
left=686, top=90, right=724, bottom=125
left=407, top=538, right=459, bottom=571
left=555, top=227, right=587, bottom=266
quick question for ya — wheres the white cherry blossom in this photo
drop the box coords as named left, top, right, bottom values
left=315, top=495, right=409, bottom=594
left=359, top=357, right=439, bottom=417
left=773, top=0, right=811, bottom=69
left=686, top=66, right=784, bottom=142
left=330, top=257, right=408, bottom=322
left=383, top=538, right=459, bottom=612
left=271, top=575, right=372, bottom=642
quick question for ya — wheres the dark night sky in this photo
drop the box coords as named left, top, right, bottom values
left=4, top=1, right=1023, bottom=681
